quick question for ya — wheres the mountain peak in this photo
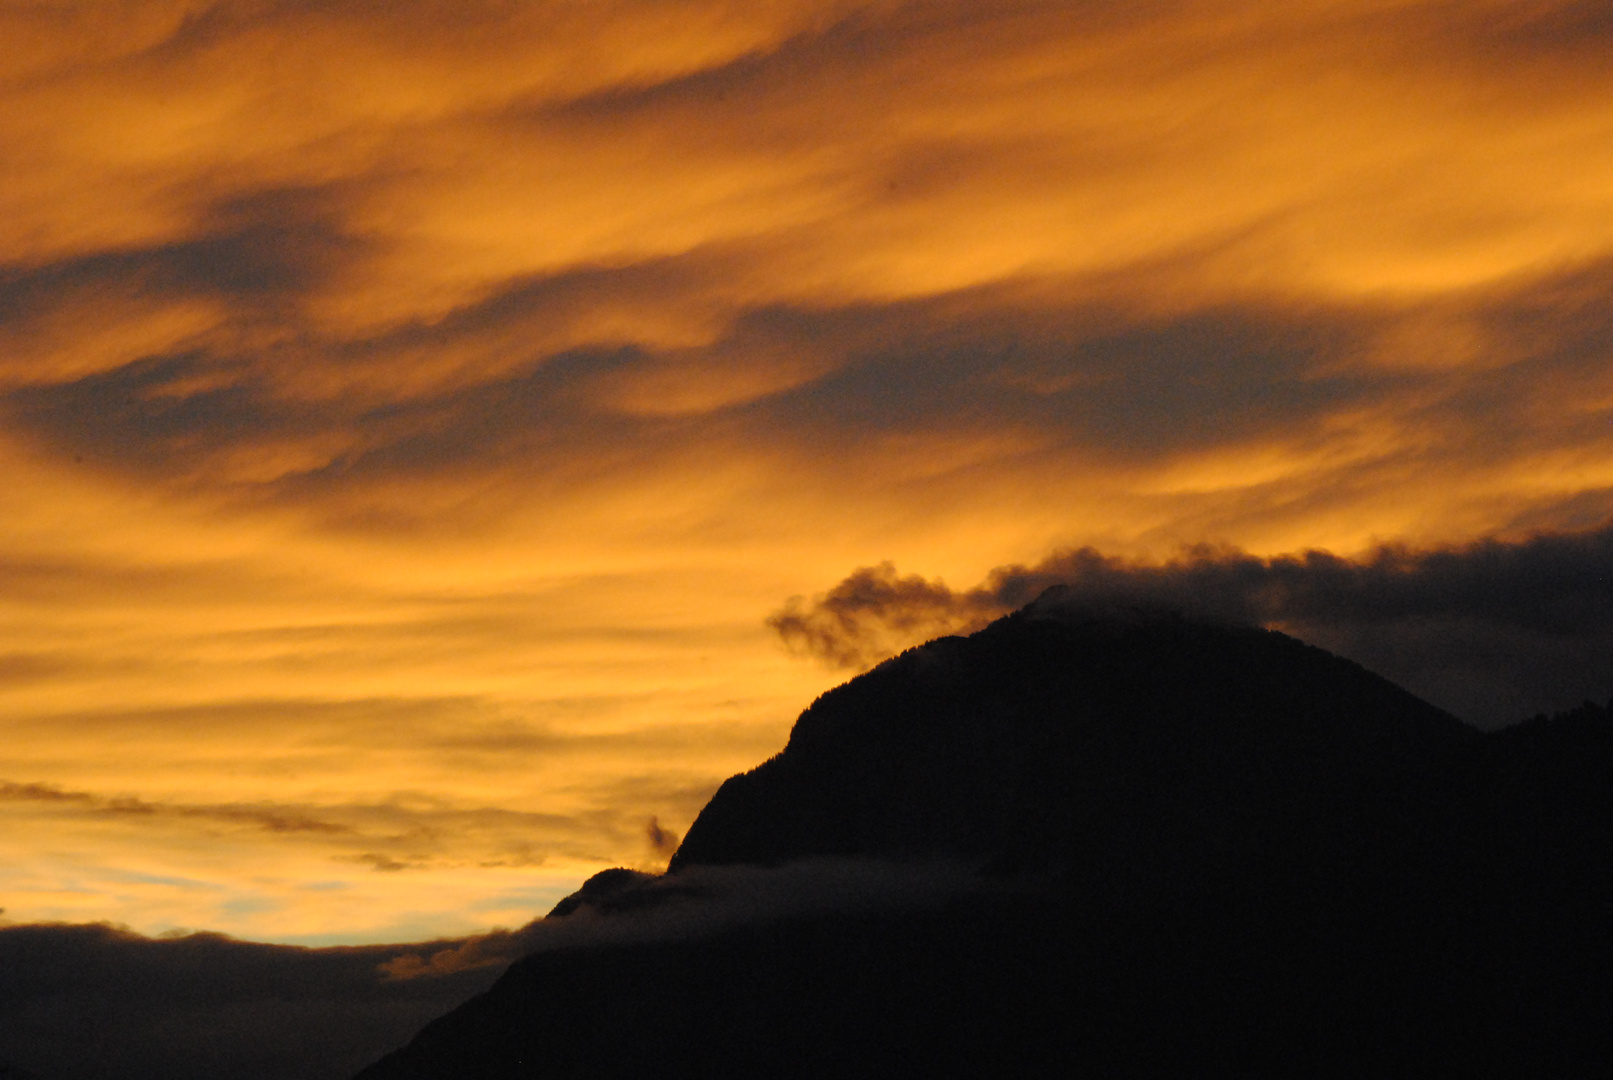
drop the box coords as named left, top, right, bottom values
left=671, top=605, right=1468, bottom=874
left=356, top=605, right=1608, bottom=1079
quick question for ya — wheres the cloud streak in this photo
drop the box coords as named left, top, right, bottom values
left=0, top=781, right=347, bottom=834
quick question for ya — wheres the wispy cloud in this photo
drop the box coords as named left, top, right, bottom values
left=1, top=780, right=350, bottom=834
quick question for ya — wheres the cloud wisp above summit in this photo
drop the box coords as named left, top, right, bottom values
left=771, top=526, right=1613, bottom=726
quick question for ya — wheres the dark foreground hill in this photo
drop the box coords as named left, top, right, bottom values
left=358, top=596, right=1612, bottom=1078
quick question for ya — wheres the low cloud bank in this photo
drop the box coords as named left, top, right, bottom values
left=0, top=921, right=511, bottom=1080
left=0, top=857, right=976, bottom=1080
left=390, top=857, right=979, bottom=980
left=770, top=526, right=1613, bottom=727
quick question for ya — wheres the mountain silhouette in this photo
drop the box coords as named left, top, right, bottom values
left=674, top=593, right=1471, bottom=878
left=357, top=594, right=1611, bottom=1078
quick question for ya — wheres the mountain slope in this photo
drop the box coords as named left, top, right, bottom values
left=673, top=593, right=1471, bottom=880
left=357, top=599, right=1610, bottom=1079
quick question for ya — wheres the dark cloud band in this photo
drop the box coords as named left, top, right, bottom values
left=770, top=525, right=1613, bottom=727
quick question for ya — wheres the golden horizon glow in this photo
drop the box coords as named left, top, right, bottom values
left=2, top=0, right=1611, bottom=942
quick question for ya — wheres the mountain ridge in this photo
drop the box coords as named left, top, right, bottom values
left=356, top=599, right=1610, bottom=1079
left=673, top=595, right=1470, bottom=878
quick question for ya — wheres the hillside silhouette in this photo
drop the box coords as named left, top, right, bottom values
left=357, top=594, right=1611, bottom=1078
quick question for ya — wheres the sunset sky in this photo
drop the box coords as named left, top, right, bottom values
left=3, top=0, right=1612, bottom=944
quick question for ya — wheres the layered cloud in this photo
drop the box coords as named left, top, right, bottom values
left=2, top=0, right=1612, bottom=937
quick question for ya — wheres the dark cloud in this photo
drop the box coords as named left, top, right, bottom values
left=7, top=350, right=308, bottom=475
left=538, top=0, right=1225, bottom=137
left=0, top=185, right=369, bottom=482
left=771, top=525, right=1613, bottom=727
left=0, top=653, right=74, bottom=686
left=768, top=563, right=963, bottom=669
left=0, top=782, right=92, bottom=806
left=347, top=853, right=418, bottom=873
left=299, top=346, right=655, bottom=479
left=1414, top=0, right=1613, bottom=62
left=0, top=768, right=649, bottom=872
left=156, top=185, right=366, bottom=303
left=347, top=248, right=726, bottom=353
left=270, top=254, right=1593, bottom=511
left=744, top=297, right=1379, bottom=464
left=1, top=2, right=1610, bottom=526
left=2, top=336, right=660, bottom=506
left=645, top=815, right=680, bottom=860
left=5, top=242, right=1610, bottom=546
left=0, top=921, right=512, bottom=1080
left=0, top=780, right=350, bottom=835
left=0, top=223, right=1383, bottom=487
left=0, top=184, right=362, bottom=319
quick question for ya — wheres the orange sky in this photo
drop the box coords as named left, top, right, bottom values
left=2, top=0, right=1612, bottom=943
